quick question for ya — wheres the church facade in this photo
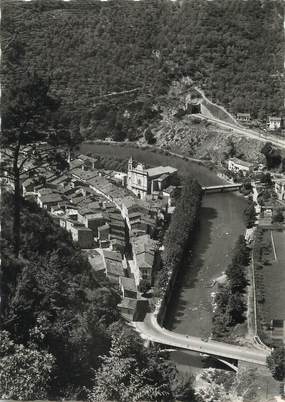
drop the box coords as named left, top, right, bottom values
left=127, top=157, right=177, bottom=200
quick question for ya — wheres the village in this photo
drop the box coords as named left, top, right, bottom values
left=2, top=147, right=179, bottom=322
left=2, top=144, right=284, bottom=344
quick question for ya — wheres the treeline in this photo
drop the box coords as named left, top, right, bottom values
left=2, top=0, right=284, bottom=141
left=159, top=178, right=202, bottom=291
left=0, top=192, right=190, bottom=400
left=212, top=236, right=250, bottom=340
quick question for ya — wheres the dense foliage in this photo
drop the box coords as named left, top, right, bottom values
left=0, top=192, right=120, bottom=397
left=212, top=236, right=250, bottom=339
left=89, top=324, right=195, bottom=402
left=0, top=331, right=55, bottom=400
left=267, top=347, right=285, bottom=382
left=2, top=0, right=283, bottom=142
left=159, top=178, right=202, bottom=290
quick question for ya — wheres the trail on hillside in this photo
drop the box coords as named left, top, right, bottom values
left=194, top=87, right=242, bottom=127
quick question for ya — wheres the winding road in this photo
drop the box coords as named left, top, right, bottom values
left=133, top=313, right=270, bottom=367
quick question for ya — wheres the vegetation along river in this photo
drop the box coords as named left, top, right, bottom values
left=81, top=142, right=247, bottom=374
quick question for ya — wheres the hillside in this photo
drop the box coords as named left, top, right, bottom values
left=2, top=0, right=284, bottom=143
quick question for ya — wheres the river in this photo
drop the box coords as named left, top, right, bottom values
left=80, top=142, right=247, bottom=375
left=164, top=192, right=247, bottom=375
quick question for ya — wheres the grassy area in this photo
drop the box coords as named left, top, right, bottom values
left=80, top=142, right=224, bottom=186
left=253, top=228, right=285, bottom=346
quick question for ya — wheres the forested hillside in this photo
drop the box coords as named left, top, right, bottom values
left=2, top=0, right=284, bottom=142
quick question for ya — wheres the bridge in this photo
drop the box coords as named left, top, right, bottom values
left=133, top=313, right=269, bottom=370
left=202, top=183, right=242, bottom=193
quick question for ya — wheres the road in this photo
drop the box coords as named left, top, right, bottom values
left=133, top=313, right=270, bottom=366
left=196, top=114, right=285, bottom=149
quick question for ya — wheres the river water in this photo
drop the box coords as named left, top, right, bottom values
left=165, top=192, right=247, bottom=375
left=80, top=143, right=247, bottom=374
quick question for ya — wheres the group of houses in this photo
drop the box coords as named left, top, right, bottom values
left=227, top=156, right=285, bottom=202
left=236, top=113, right=284, bottom=132
left=10, top=151, right=179, bottom=321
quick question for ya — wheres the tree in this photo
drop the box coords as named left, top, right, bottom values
left=0, top=330, right=55, bottom=400
left=272, top=209, right=284, bottom=223
left=1, top=72, right=71, bottom=256
left=267, top=347, right=285, bottom=382
left=243, top=200, right=256, bottom=228
left=261, top=142, right=282, bottom=170
left=145, top=128, right=156, bottom=144
left=89, top=326, right=178, bottom=402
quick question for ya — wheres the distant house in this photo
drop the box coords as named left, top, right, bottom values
left=228, top=157, right=253, bottom=176
left=38, top=192, right=63, bottom=210
left=274, top=178, right=285, bottom=201
left=131, top=234, right=158, bottom=287
left=101, top=249, right=125, bottom=284
left=77, top=154, right=98, bottom=170
left=118, top=298, right=149, bottom=321
left=70, top=224, right=94, bottom=249
left=236, top=113, right=251, bottom=122
left=268, top=116, right=282, bottom=131
left=98, top=223, right=110, bottom=248
left=118, top=298, right=138, bottom=320
left=77, top=210, right=107, bottom=236
left=119, top=276, right=137, bottom=299
left=84, top=249, right=105, bottom=274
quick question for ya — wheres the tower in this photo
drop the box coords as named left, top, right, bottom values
left=127, top=156, right=133, bottom=189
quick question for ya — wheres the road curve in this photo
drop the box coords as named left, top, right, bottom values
left=134, top=313, right=269, bottom=366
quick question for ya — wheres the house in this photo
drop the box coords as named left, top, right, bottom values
left=38, top=192, right=63, bottom=210
left=98, top=223, right=110, bottom=248
left=84, top=249, right=105, bottom=274
left=69, top=158, right=85, bottom=171
left=236, top=113, right=251, bottom=122
left=131, top=234, right=158, bottom=286
left=70, top=224, right=94, bottom=249
left=119, top=276, right=137, bottom=299
left=228, top=157, right=253, bottom=176
left=127, top=157, right=177, bottom=200
left=118, top=298, right=138, bottom=320
left=77, top=154, right=98, bottom=170
left=117, top=298, right=149, bottom=321
left=105, top=260, right=125, bottom=284
left=77, top=210, right=107, bottom=236
left=268, top=116, right=282, bottom=131
left=274, top=178, right=285, bottom=201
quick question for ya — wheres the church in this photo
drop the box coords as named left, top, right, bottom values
left=127, top=157, right=177, bottom=200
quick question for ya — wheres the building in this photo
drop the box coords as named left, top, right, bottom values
left=274, top=178, right=285, bottom=201
left=236, top=113, right=251, bottom=122
left=228, top=157, right=253, bottom=176
left=127, top=157, right=177, bottom=200
left=131, top=234, right=158, bottom=287
left=38, top=192, right=63, bottom=210
left=268, top=117, right=282, bottom=131
left=119, top=276, right=137, bottom=299
left=70, top=224, right=94, bottom=249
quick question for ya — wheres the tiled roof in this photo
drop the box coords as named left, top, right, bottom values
left=102, top=249, right=122, bottom=262
left=106, top=260, right=124, bottom=276
left=120, top=276, right=137, bottom=293
left=146, top=166, right=177, bottom=178
left=118, top=297, right=137, bottom=310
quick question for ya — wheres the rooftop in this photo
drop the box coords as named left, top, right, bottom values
left=120, top=276, right=137, bottom=293
left=105, top=260, right=125, bottom=277
left=229, top=157, right=252, bottom=168
left=146, top=166, right=177, bottom=178
left=118, top=297, right=137, bottom=311
left=102, top=249, right=122, bottom=262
